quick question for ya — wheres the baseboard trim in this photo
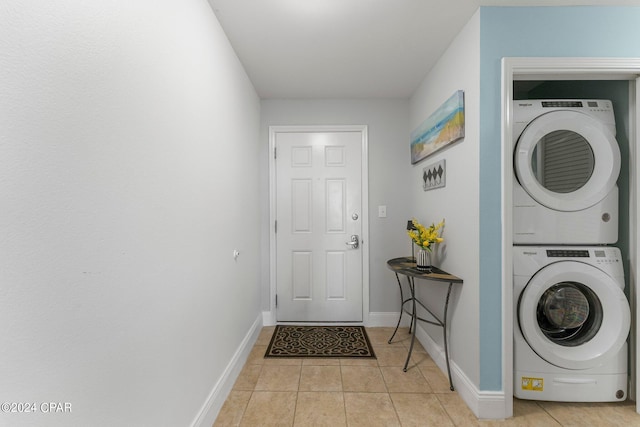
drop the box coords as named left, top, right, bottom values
left=263, top=310, right=275, bottom=326
left=191, top=314, right=263, bottom=427
left=366, top=312, right=411, bottom=327
left=414, top=324, right=507, bottom=420
left=262, top=311, right=409, bottom=328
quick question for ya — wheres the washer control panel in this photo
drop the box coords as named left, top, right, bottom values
left=546, top=249, right=589, bottom=258
left=545, top=248, right=620, bottom=264
left=514, top=246, right=624, bottom=281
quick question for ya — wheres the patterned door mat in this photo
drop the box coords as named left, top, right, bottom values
left=264, top=325, right=376, bottom=358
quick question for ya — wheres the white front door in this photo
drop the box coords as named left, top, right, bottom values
left=273, top=128, right=365, bottom=322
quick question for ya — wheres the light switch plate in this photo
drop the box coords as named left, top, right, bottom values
left=378, top=205, right=387, bottom=218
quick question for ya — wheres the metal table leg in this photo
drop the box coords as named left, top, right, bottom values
left=388, top=273, right=405, bottom=344
left=443, top=283, right=454, bottom=391
left=388, top=274, right=456, bottom=390
left=404, top=276, right=416, bottom=372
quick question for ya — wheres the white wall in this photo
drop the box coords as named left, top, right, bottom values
left=259, top=99, right=411, bottom=319
left=0, top=1, right=261, bottom=426
left=409, top=11, right=481, bottom=388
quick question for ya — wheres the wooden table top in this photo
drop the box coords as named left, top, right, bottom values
left=387, top=257, right=463, bottom=283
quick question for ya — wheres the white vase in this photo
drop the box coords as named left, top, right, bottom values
left=416, top=248, right=432, bottom=271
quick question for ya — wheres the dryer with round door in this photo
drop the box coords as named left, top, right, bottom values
left=514, top=246, right=630, bottom=402
left=513, top=99, right=620, bottom=244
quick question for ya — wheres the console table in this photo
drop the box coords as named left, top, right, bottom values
left=386, top=257, right=463, bottom=391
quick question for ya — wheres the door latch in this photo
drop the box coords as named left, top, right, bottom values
left=345, top=235, right=359, bottom=249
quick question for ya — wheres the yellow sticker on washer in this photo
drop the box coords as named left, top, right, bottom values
left=521, top=377, right=544, bottom=391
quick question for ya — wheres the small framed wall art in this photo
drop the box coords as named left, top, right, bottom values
left=423, top=159, right=446, bottom=191
left=410, top=90, right=465, bottom=164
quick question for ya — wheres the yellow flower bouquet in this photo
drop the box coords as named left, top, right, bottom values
left=407, top=218, right=445, bottom=252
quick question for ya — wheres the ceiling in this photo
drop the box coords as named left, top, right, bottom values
left=207, top=0, right=640, bottom=99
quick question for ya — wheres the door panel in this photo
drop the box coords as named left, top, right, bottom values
left=275, top=130, right=363, bottom=322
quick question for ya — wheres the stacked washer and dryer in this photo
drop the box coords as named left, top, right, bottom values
left=513, top=99, right=631, bottom=402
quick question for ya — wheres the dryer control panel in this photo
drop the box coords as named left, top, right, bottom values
left=539, top=100, right=613, bottom=113
left=513, top=98, right=616, bottom=138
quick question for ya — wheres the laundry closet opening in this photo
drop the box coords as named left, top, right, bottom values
left=511, top=78, right=635, bottom=402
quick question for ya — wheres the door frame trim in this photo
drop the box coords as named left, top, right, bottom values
left=268, top=125, right=370, bottom=325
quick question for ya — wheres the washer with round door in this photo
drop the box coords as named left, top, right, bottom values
left=513, top=246, right=630, bottom=402
left=513, top=99, right=620, bottom=244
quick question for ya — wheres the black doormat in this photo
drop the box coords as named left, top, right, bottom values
left=264, top=325, right=376, bottom=358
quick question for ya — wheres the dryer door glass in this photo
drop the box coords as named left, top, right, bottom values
left=515, top=110, right=620, bottom=211
left=531, top=130, right=594, bottom=193
left=537, top=281, right=602, bottom=346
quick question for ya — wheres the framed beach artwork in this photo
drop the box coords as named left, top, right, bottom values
left=410, top=90, right=465, bottom=164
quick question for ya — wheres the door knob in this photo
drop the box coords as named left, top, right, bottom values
left=345, top=235, right=359, bottom=249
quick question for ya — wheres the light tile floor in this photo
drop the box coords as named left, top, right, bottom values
left=214, top=327, right=640, bottom=426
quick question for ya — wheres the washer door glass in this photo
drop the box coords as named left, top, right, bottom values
left=518, top=261, right=629, bottom=369
left=537, top=281, right=601, bottom=347
left=515, top=110, right=620, bottom=212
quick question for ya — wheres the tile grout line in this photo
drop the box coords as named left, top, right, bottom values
left=376, top=357, right=401, bottom=425
left=536, top=400, right=565, bottom=427
left=433, top=393, right=462, bottom=427
left=339, top=364, right=348, bottom=426
left=290, top=363, right=302, bottom=427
